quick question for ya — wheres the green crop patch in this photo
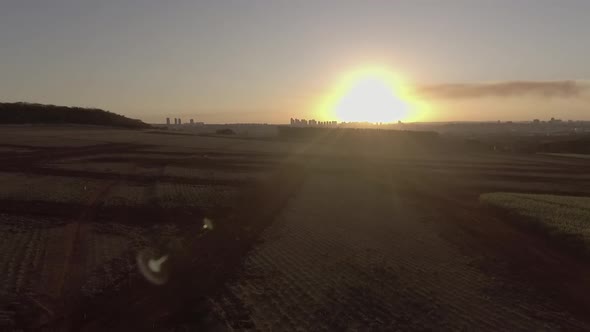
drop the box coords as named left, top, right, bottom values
left=481, top=192, right=590, bottom=252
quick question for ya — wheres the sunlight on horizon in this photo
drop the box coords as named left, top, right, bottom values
left=317, top=66, right=431, bottom=123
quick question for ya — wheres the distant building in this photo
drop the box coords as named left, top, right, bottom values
left=166, top=117, right=170, bottom=125
left=190, top=119, right=194, bottom=125
left=178, top=118, right=182, bottom=125
left=289, top=117, right=341, bottom=127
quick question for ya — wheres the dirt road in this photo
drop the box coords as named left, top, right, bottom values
left=212, top=154, right=590, bottom=330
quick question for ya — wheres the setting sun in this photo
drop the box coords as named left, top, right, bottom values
left=317, top=67, right=428, bottom=123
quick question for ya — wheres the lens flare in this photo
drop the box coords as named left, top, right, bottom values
left=203, top=218, right=214, bottom=230
left=147, top=255, right=168, bottom=273
left=137, top=248, right=170, bottom=285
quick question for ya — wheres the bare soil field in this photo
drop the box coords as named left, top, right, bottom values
left=0, top=125, right=589, bottom=331
left=210, top=150, right=590, bottom=330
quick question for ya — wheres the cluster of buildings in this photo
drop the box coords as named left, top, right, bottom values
left=290, top=118, right=338, bottom=127
left=166, top=117, right=204, bottom=126
left=285, top=116, right=590, bottom=136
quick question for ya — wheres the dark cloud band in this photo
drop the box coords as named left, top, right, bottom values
left=415, top=81, right=586, bottom=99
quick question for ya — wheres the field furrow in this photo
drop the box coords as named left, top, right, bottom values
left=215, top=171, right=588, bottom=330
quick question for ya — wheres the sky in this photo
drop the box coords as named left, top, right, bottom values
left=1, top=0, right=590, bottom=123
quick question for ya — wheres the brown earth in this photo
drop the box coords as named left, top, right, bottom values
left=0, top=126, right=589, bottom=330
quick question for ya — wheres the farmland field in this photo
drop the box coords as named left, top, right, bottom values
left=540, top=153, right=590, bottom=160
left=0, top=125, right=590, bottom=330
left=481, top=193, right=590, bottom=252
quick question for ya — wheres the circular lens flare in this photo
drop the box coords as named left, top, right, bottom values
left=137, top=248, right=170, bottom=285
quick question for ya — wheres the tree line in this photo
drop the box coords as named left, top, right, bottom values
left=0, top=102, right=150, bottom=129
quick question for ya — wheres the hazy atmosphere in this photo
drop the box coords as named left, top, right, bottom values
left=2, top=1, right=590, bottom=331
left=2, top=0, right=590, bottom=123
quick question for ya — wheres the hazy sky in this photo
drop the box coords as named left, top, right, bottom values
left=2, top=0, right=590, bottom=123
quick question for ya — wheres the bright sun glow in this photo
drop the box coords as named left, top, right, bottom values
left=317, top=67, right=429, bottom=123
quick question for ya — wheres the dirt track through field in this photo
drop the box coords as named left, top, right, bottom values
left=213, top=161, right=590, bottom=330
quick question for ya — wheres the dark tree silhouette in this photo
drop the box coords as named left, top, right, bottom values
left=0, top=102, right=150, bottom=129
